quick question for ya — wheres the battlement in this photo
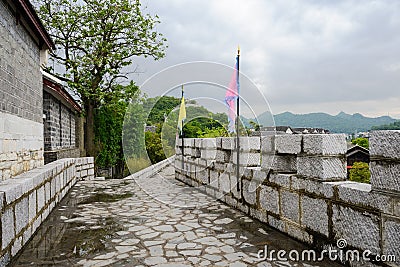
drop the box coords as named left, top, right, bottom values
left=175, top=131, right=400, bottom=266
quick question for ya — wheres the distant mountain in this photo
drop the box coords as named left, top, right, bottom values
left=255, top=111, right=396, bottom=134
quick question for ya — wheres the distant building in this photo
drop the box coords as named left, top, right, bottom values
left=256, top=126, right=330, bottom=136
left=292, top=127, right=330, bottom=134
left=259, top=126, right=293, bottom=135
left=346, top=145, right=370, bottom=167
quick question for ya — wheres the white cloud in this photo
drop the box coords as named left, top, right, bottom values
left=133, top=0, right=400, bottom=119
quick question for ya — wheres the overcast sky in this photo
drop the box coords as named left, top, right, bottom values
left=131, top=0, right=400, bottom=119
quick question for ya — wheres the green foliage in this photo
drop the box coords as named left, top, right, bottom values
left=372, top=120, right=400, bottom=130
left=34, top=0, right=166, bottom=157
left=145, top=96, right=180, bottom=125
left=351, top=137, right=369, bottom=149
left=35, top=0, right=166, bottom=101
left=249, top=120, right=261, bottom=131
left=94, top=82, right=145, bottom=177
left=142, top=96, right=228, bottom=164
left=145, top=131, right=169, bottom=164
left=349, top=162, right=371, bottom=183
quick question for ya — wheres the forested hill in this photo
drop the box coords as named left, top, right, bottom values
left=255, top=111, right=396, bottom=134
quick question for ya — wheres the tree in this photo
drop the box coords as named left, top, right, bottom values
left=96, top=82, right=144, bottom=177
left=349, top=162, right=370, bottom=183
left=351, top=137, right=369, bottom=149
left=34, top=0, right=167, bottom=156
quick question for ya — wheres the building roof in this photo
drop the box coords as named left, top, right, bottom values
left=15, top=0, right=55, bottom=50
left=346, top=145, right=369, bottom=157
left=43, top=71, right=82, bottom=112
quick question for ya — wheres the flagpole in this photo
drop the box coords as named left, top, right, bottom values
left=181, top=85, right=184, bottom=172
left=236, top=46, right=240, bottom=192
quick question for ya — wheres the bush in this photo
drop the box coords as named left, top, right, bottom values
left=349, top=162, right=370, bottom=183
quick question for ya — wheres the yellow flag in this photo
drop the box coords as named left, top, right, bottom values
left=178, top=95, right=186, bottom=134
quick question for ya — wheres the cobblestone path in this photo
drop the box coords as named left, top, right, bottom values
left=12, top=166, right=341, bottom=267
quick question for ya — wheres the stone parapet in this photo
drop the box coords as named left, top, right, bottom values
left=370, top=130, right=400, bottom=194
left=175, top=134, right=400, bottom=266
left=0, top=157, right=94, bottom=265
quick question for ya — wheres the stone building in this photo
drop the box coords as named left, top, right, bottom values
left=0, top=0, right=54, bottom=180
left=43, top=72, right=84, bottom=164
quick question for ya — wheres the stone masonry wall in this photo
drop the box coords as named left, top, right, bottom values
left=0, top=113, right=44, bottom=180
left=0, top=0, right=42, bottom=123
left=175, top=133, right=400, bottom=267
left=0, top=157, right=94, bottom=266
left=0, top=0, right=44, bottom=180
left=43, top=91, right=79, bottom=164
left=43, top=91, right=77, bottom=151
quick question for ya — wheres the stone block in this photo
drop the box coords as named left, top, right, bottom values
left=200, top=138, right=217, bottom=149
left=11, top=236, right=22, bottom=257
left=303, top=134, right=347, bottom=155
left=215, top=150, right=229, bottom=163
left=220, top=137, right=234, bottom=150
left=243, top=179, right=257, bottom=205
left=230, top=175, right=241, bottom=199
left=259, top=185, right=279, bottom=214
left=231, top=152, right=260, bottom=167
left=0, top=251, right=11, bottom=267
left=210, top=170, right=219, bottom=189
left=261, top=154, right=296, bottom=172
left=275, top=134, right=302, bottom=154
left=28, top=191, right=36, bottom=222
left=201, top=149, right=216, bottom=160
left=291, top=176, right=335, bottom=198
left=301, top=196, right=328, bottom=236
left=249, top=207, right=268, bottom=223
left=337, top=182, right=393, bottom=213
left=261, top=135, right=275, bottom=154
left=236, top=137, right=260, bottom=152
left=45, top=182, right=51, bottom=203
left=218, top=173, right=231, bottom=193
left=0, top=191, right=4, bottom=211
left=370, top=130, right=400, bottom=160
left=196, top=168, right=209, bottom=185
left=1, top=207, right=14, bottom=249
left=0, top=182, right=23, bottom=204
left=370, top=161, right=400, bottom=193
left=269, top=173, right=291, bottom=189
left=332, top=205, right=380, bottom=253
left=268, top=215, right=285, bottom=232
left=253, top=169, right=267, bottom=183
left=15, top=197, right=29, bottom=234
left=280, top=190, right=300, bottom=222
left=286, top=223, right=313, bottom=244
left=382, top=217, right=400, bottom=266
left=297, top=156, right=346, bottom=180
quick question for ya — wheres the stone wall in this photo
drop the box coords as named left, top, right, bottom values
left=175, top=133, right=400, bottom=267
left=0, top=157, right=94, bottom=266
left=0, top=113, right=44, bottom=180
left=43, top=91, right=77, bottom=151
left=0, top=0, right=42, bottom=123
left=0, top=0, right=44, bottom=180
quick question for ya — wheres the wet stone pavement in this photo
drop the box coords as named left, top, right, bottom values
left=11, top=166, right=342, bottom=267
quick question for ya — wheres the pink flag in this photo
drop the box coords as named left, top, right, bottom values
left=225, top=56, right=239, bottom=133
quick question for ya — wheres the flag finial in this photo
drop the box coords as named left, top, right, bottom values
left=237, top=45, right=240, bottom=56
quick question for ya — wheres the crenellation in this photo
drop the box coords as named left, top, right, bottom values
left=175, top=132, right=400, bottom=265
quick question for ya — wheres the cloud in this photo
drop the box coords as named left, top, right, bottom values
left=132, top=0, right=400, bottom=119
